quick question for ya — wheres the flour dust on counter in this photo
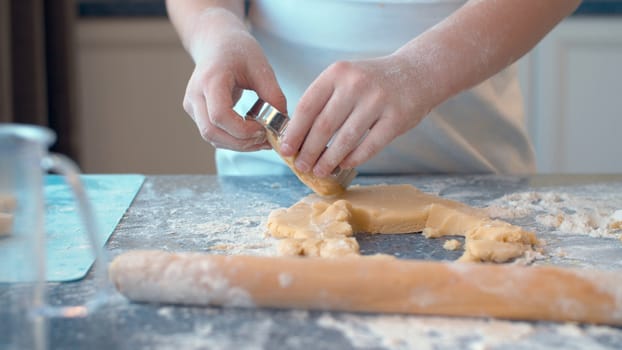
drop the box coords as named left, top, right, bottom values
left=484, top=182, right=622, bottom=270
left=316, top=313, right=622, bottom=350
left=69, top=175, right=622, bottom=349
left=82, top=294, right=622, bottom=350
left=108, top=176, right=286, bottom=258
left=111, top=175, right=622, bottom=267
left=487, top=191, right=622, bottom=238
left=132, top=316, right=275, bottom=350
left=96, top=297, right=622, bottom=350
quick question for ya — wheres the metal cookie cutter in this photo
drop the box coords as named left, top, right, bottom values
left=245, top=98, right=357, bottom=189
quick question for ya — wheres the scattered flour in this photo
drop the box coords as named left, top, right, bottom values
left=278, top=273, right=294, bottom=288
left=486, top=192, right=622, bottom=239
left=317, top=313, right=535, bottom=350
left=117, top=178, right=280, bottom=256
left=157, top=306, right=175, bottom=319
left=111, top=177, right=622, bottom=349
left=133, top=319, right=274, bottom=350
left=316, top=313, right=621, bottom=350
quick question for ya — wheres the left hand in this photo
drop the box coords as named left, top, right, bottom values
left=279, top=54, right=435, bottom=177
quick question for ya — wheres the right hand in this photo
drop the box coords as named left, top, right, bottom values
left=182, top=8, right=286, bottom=151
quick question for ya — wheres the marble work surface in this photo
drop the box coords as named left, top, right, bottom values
left=1, top=174, right=622, bottom=349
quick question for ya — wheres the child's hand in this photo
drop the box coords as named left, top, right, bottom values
left=183, top=9, right=286, bottom=151
left=280, top=54, right=434, bottom=177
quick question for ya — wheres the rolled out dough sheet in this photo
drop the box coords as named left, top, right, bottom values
left=267, top=184, right=538, bottom=262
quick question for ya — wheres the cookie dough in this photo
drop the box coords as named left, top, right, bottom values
left=443, top=239, right=461, bottom=251
left=267, top=184, right=538, bottom=262
left=267, top=132, right=351, bottom=196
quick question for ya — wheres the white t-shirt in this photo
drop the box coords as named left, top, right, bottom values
left=217, top=0, right=536, bottom=175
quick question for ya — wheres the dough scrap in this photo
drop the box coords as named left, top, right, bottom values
left=267, top=184, right=539, bottom=262
left=277, top=237, right=360, bottom=258
left=443, top=239, right=461, bottom=251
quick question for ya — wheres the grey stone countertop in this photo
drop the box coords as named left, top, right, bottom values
left=3, top=174, right=622, bottom=349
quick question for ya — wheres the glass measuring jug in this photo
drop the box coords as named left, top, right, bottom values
left=0, top=124, right=109, bottom=350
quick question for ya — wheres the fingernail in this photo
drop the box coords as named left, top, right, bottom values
left=280, top=142, right=293, bottom=155
left=295, top=159, right=310, bottom=173
left=313, top=166, right=328, bottom=178
left=253, top=129, right=266, bottom=138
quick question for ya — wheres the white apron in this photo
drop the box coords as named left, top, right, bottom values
left=217, top=0, right=536, bottom=175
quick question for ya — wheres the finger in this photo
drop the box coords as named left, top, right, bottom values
left=183, top=94, right=197, bottom=122
left=312, top=103, right=381, bottom=177
left=199, top=116, right=268, bottom=151
left=183, top=76, right=204, bottom=123
left=257, top=141, right=272, bottom=150
left=340, top=117, right=397, bottom=169
left=280, top=76, right=335, bottom=157
left=248, top=63, right=288, bottom=115
left=193, top=95, right=267, bottom=151
left=204, top=75, right=265, bottom=140
left=294, top=91, right=354, bottom=173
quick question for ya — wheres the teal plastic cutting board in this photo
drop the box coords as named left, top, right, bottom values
left=0, top=174, right=144, bottom=282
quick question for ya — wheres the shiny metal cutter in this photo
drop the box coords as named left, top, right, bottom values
left=245, top=98, right=357, bottom=189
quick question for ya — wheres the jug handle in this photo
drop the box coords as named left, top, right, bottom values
left=35, top=153, right=111, bottom=318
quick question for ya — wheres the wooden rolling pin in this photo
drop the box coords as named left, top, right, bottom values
left=109, top=250, right=622, bottom=325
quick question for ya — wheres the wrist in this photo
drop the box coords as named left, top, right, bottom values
left=388, top=46, right=451, bottom=115
left=187, top=7, right=249, bottom=63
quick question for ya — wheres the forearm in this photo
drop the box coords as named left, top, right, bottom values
left=395, top=0, right=581, bottom=108
left=165, top=0, right=246, bottom=61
